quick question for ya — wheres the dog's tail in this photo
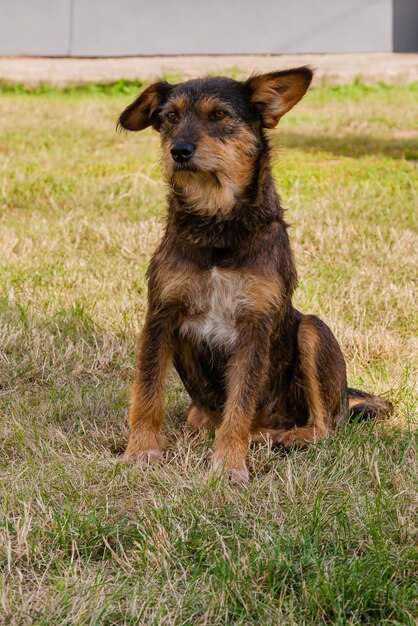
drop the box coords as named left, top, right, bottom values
left=348, top=387, right=393, bottom=421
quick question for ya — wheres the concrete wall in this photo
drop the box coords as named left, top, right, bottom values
left=0, top=0, right=71, bottom=56
left=0, top=0, right=416, bottom=55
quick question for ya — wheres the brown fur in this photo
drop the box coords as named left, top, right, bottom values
left=118, top=68, right=393, bottom=483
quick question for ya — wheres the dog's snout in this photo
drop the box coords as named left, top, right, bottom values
left=170, top=142, right=196, bottom=163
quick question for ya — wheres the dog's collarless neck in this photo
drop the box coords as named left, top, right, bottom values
left=170, top=206, right=279, bottom=249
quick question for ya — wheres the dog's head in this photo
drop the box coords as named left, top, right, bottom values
left=118, top=68, right=312, bottom=214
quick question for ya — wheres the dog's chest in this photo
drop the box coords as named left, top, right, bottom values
left=180, top=268, right=246, bottom=350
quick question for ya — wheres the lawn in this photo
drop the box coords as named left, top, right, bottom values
left=0, top=79, right=417, bottom=625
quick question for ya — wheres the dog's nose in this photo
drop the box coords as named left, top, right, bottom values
left=170, top=142, right=195, bottom=163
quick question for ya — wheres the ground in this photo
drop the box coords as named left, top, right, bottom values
left=0, top=78, right=417, bottom=625
left=1, top=53, right=417, bottom=87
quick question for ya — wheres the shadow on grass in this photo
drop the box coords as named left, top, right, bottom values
left=274, top=130, right=418, bottom=160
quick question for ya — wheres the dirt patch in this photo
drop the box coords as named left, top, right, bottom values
left=1, top=53, right=417, bottom=87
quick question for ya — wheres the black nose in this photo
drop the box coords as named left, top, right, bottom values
left=170, top=142, right=195, bottom=163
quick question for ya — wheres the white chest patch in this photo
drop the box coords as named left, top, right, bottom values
left=180, top=268, right=246, bottom=351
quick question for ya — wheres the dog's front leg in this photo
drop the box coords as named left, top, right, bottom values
left=213, top=321, right=270, bottom=484
left=124, top=311, right=172, bottom=464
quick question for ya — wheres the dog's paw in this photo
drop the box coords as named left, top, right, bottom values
left=227, top=467, right=250, bottom=486
left=122, top=449, right=163, bottom=466
left=211, top=458, right=250, bottom=486
left=186, top=404, right=219, bottom=432
left=275, top=426, right=326, bottom=449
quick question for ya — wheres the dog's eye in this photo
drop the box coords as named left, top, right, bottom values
left=210, top=110, right=228, bottom=121
left=166, top=112, right=179, bottom=122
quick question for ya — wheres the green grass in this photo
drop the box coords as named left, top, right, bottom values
left=0, top=81, right=417, bottom=625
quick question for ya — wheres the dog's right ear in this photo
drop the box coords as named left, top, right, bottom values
left=118, top=81, right=172, bottom=132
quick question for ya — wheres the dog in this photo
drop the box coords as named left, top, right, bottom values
left=117, top=67, right=393, bottom=484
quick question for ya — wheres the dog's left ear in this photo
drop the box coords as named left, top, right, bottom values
left=118, top=81, right=172, bottom=132
left=246, top=66, right=313, bottom=128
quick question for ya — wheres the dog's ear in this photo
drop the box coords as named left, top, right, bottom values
left=246, top=66, right=313, bottom=128
left=118, top=81, right=172, bottom=132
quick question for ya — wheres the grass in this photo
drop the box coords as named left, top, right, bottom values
left=0, top=80, right=417, bottom=625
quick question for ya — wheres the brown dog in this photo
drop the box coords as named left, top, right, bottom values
left=118, top=67, right=392, bottom=484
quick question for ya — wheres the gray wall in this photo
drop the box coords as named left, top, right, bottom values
left=1, top=0, right=71, bottom=56
left=393, top=0, right=418, bottom=51
left=0, top=0, right=416, bottom=55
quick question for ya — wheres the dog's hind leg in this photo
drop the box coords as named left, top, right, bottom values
left=275, top=314, right=347, bottom=448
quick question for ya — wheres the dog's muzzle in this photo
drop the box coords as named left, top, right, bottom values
left=170, top=142, right=196, bottom=163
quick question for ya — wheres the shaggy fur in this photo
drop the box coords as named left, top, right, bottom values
left=118, top=67, right=393, bottom=484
